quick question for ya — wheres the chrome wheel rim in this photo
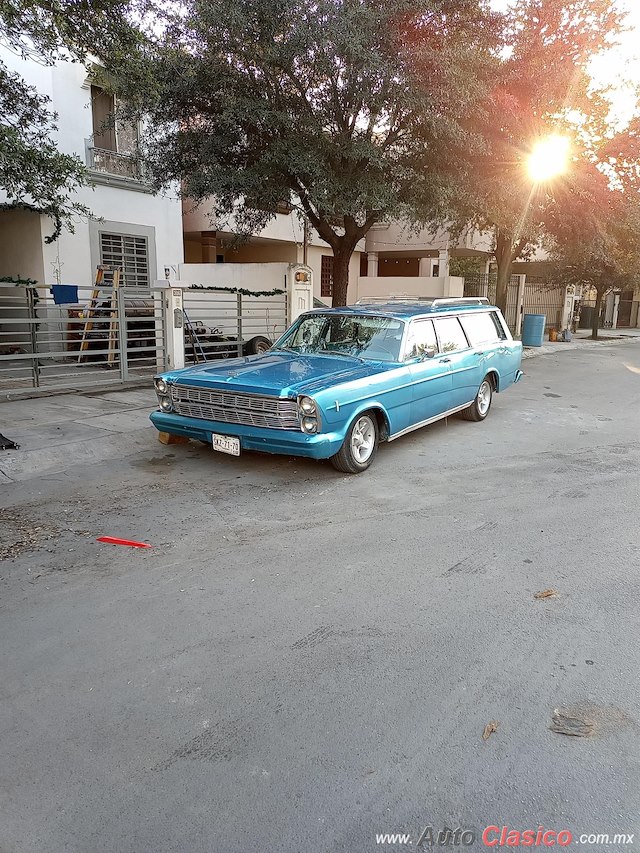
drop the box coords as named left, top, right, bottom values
left=350, top=416, right=375, bottom=463
left=477, top=380, right=491, bottom=415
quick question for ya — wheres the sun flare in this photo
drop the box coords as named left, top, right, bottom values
left=527, top=135, right=571, bottom=183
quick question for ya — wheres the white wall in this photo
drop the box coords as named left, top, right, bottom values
left=0, top=48, right=184, bottom=290
left=356, top=276, right=464, bottom=300
left=40, top=185, right=184, bottom=289
left=178, top=262, right=290, bottom=291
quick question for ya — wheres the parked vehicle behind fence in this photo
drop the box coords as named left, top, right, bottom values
left=150, top=298, right=523, bottom=473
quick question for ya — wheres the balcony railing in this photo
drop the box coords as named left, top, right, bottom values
left=87, top=146, right=142, bottom=180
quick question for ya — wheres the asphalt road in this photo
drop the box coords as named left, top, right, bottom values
left=1, top=342, right=640, bottom=853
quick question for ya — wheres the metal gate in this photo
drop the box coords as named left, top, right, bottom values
left=0, top=283, right=166, bottom=398
left=181, top=287, right=288, bottom=363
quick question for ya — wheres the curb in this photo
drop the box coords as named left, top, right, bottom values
left=521, top=336, right=640, bottom=360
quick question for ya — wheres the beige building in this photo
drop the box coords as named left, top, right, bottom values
left=182, top=202, right=362, bottom=304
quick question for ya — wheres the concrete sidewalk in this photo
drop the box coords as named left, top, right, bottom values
left=1, top=330, right=639, bottom=483
left=522, top=327, right=640, bottom=359
left=0, top=387, right=156, bottom=483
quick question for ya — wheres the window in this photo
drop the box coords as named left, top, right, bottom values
left=460, top=312, right=501, bottom=347
left=100, top=232, right=150, bottom=288
left=91, top=85, right=116, bottom=151
left=278, top=314, right=404, bottom=361
left=321, top=256, right=333, bottom=297
left=90, top=85, right=140, bottom=178
left=434, top=317, right=469, bottom=353
left=404, top=319, right=438, bottom=359
left=490, top=311, right=508, bottom=340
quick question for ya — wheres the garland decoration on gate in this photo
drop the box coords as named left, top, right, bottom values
left=188, top=284, right=285, bottom=297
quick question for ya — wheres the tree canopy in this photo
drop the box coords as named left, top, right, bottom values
left=453, top=0, right=636, bottom=313
left=114, top=0, right=501, bottom=304
left=546, top=145, right=640, bottom=339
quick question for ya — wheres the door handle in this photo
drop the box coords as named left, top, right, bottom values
left=439, top=357, right=451, bottom=363
left=476, top=351, right=485, bottom=356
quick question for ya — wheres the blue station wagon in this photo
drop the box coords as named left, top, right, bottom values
left=150, top=298, right=523, bottom=473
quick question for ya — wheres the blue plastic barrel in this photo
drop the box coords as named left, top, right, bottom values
left=521, top=313, right=546, bottom=347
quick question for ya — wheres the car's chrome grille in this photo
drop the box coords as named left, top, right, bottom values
left=170, top=384, right=300, bottom=430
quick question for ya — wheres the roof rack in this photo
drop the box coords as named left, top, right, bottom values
left=355, top=296, right=491, bottom=307
left=355, top=295, right=430, bottom=303
left=430, top=297, right=490, bottom=308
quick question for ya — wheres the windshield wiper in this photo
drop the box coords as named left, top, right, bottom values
left=320, top=349, right=365, bottom=363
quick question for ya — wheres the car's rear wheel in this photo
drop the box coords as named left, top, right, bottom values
left=460, top=376, right=493, bottom=421
left=244, top=335, right=272, bottom=355
left=330, top=412, right=379, bottom=474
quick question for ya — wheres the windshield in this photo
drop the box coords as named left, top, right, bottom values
left=274, top=314, right=405, bottom=361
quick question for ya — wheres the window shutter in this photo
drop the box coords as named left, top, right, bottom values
left=321, top=255, right=333, bottom=297
left=100, top=233, right=150, bottom=288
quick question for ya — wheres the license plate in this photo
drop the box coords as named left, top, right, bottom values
left=212, top=434, right=241, bottom=456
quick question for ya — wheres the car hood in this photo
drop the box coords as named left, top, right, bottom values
left=166, top=351, right=386, bottom=396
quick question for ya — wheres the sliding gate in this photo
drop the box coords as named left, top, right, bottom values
left=0, top=283, right=166, bottom=397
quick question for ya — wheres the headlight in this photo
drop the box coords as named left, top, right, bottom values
left=299, top=396, right=317, bottom=415
left=159, top=395, right=172, bottom=412
left=154, top=377, right=168, bottom=394
left=301, top=417, right=318, bottom=434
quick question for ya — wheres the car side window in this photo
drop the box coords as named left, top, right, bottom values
left=405, top=320, right=438, bottom=360
left=460, top=312, right=501, bottom=347
left=490, top=311, right=508, bottom=340
left=434, top=317, right=469, bottom=353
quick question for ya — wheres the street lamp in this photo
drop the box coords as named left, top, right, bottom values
left=527, top=135, right=571, bottom=183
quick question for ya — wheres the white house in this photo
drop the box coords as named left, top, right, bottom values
left=0, top=51, right=184, bottom=291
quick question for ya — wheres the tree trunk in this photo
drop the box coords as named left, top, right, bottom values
left=592, top=289, right=604, bottom=340
left=494, top=229, right=513, bottom=316
left=330, top=246, right=354, bottom=307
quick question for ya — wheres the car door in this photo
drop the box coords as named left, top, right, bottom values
left=406, top=319, right=454, bottom=424
left=432, top=315, right=480, bottom=407
left=458, top=310, right=502, bottom=386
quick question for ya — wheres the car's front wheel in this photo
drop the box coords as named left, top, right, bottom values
left=331, top=412, right=379, bottom=474
left=460, top=376, right=493, bottom=421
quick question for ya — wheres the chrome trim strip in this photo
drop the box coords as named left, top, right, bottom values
left=388, top=401, right=475, bottom=441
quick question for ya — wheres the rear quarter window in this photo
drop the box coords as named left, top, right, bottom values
left=460, top=312, right=503, bottom=347
left=434, top=317, right=469, bottom=353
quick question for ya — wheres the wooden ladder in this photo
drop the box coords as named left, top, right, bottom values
left=78, top=266, right=122, bottom=364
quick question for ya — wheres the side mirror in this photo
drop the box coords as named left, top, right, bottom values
left=421, top=346, right=437, bottom=360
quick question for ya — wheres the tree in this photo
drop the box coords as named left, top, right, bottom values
left=547, top=147, right=640, bottom=340
left=111, top=0, right=500, bottom=305
left=0, top=0, right=145, bottom=239
left=455, top=0, right=629, bottom=314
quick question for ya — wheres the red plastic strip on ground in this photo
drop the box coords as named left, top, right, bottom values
left=96, top=536, right=152, bottom=548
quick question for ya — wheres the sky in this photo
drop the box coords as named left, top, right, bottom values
left=589, top=1, right=640, bottom=124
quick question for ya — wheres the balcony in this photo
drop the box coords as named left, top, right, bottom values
left=85, top=142, right=152, bottom=194
left=88, top=146, right=141, bottom=180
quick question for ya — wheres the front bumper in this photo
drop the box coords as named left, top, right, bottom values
left=149, top=410, right=345, bottom=460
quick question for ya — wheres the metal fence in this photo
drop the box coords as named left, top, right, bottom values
left=181, top=288, right=287, bottom=363
left=0, top=284, right=165, bottom=398
left=521, top=281, right=565, bottom=330
left=462, top=274, right=520, bottom=331
left=576, top=297, right=640, bottom=330
left=463, top=275, right=570, bottom=332
left=0, top=282, right=289, bottom=397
